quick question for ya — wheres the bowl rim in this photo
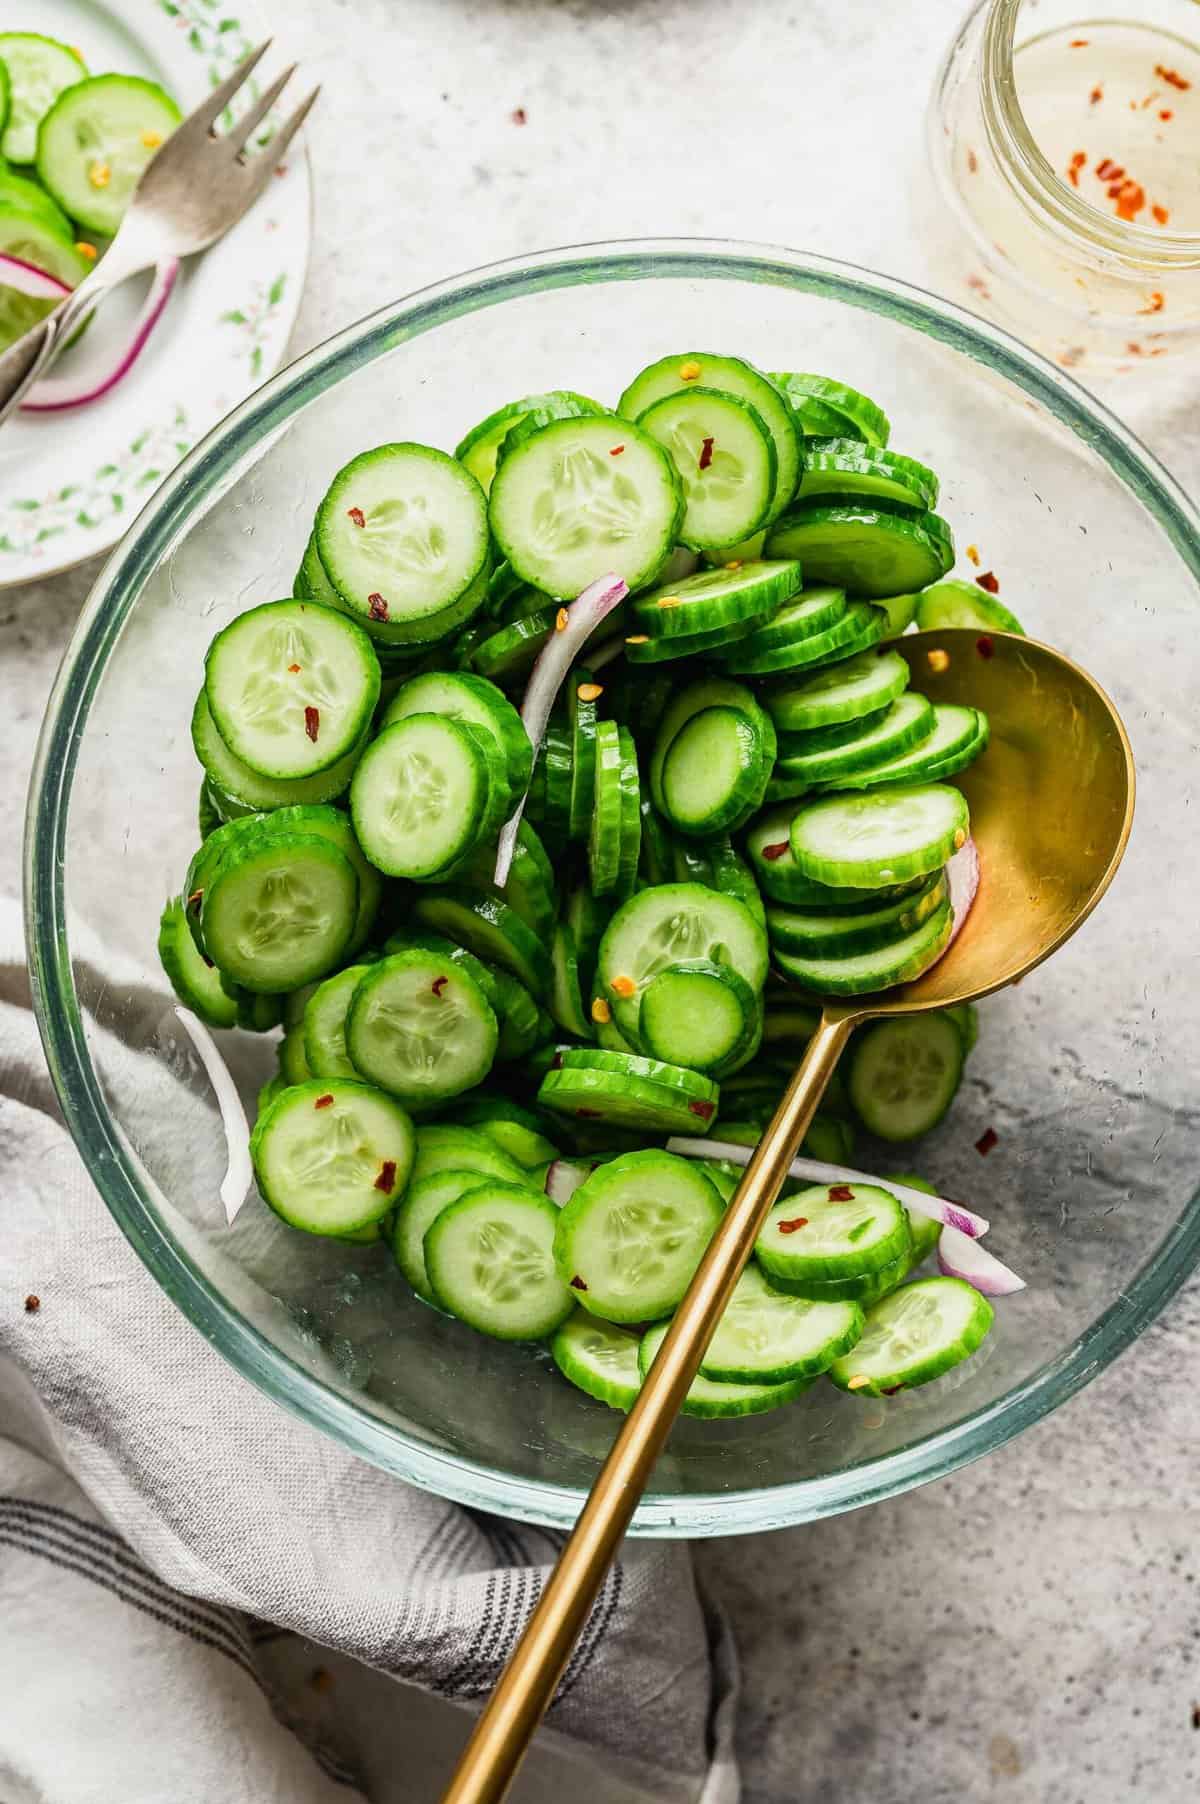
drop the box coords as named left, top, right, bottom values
left=25, top=237, right=1200, bottom=1536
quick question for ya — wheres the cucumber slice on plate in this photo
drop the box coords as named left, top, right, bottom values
left=596, top=881, right=769, bottom=1040
left=724, top=599, right=887, bottom=678
left=762, top=645, right=911, bottom=733
left=250, top=1079, right=415, bottom=1236
left=765, top=505, right=953, bottom=599
left=788, top=783, right=969, bottom=887
left=914, top=576, right=1026, bottom=636
left=201, top=831, right=358, bottom=992
left=455, top=390, right=603, bottom=492
left=425, top=1182, right=573, bottom=1340
left=455, top=819, right=558, bottom=942
left=551, top=1311, right=643, bottom=1411
left=798, top=439, right=938, bottom=511
left=37, top=75, right=181, bottom=237
left=756, top=1181, right=912, bottom=1289
left=769, top=692, right=936, bottom=797
left=629, top=560, right=802, bottom=641
left=350, top=715, right=493, bottom=879
left=828, top=1276, right=993, bottom=1395
left=768, top=372, right=891, bottom=448
left=157, top=896, right=239, bottom=1029
left=345, top=949, right=498, bottom=1104
left=0, top=33, right=87, bottom=164
left=847, top=1012, right=965, bottom=1140
left=765, top=872, right=947, bottom=959
left=0, top=207, right=91, bottom=303
left=191, top=691, right=363, bottom=812
left=618, top=353, right=801, bottom=527
left=661, top=705, right=773, bottom=836
left=588, top=718, right=624, bottom=897
left=553, top=1149, right=724, bottom=1323
left=489, top=414, right=683, bottom=598
left=638, top=959, right=758, bottom=1075
left=834, top=705, right=987, bottom=790
left=693, top=1262, right=864, bottom=1383
left=773, top=898, right=953, bottom=996
left=637, top=1319, right=813, bottom=1417
left=636, top=386, right=777, bottom=550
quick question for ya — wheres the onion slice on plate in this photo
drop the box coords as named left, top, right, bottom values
left=493, top=570, right=628, bottom=886
left=666, top=1136, right=990, bottom=1238
left=0, top=252, right=72, bottom=301
left=938, top=1222, right=1025, bottom=1295
left=172, top=1005, right=253, bottom=1225
left=22, top=256, right=180, bottom=413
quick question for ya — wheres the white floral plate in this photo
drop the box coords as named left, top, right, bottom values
left=0, top=0, right=311, bottom=587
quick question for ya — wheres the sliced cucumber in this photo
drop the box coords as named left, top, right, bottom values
left=914, top=577, right=1025, bottom=637
left=765, top=505, right=953, bottom=599
left=345, top=949, right=497, bottom=1104
left=766, top=872, right=947, bottom=959
left=303, top=963, right=374, bottom=1081
left=828, top=1276, right=993, bottom=1395
left=798, top=439, right=938, bottom=511
left=770, top=692, right=936, bottom=796
left=637, top=1319, right=813, bottom=1417
left=201, top=831, right=357, bottom=993
left=191, top=691, right=363, bottom=812
left=468, top=606, right=558, bottom=685
left=385, top=929, right=538, bottom=1068
left=454, top=819, right=557, bottom=941
left=723, top=585, right=848, bottom=660
left=455, top=1096, right=560, bottom=1170
left=568, top=666, right=601, bottom=839
left=391, top=1167, right=498, bottom=1303
left=588, top=718, right=624, bottom=897
left=749, top=804, right=918, bottom=907
left=762, top=646, right=911, bottom=733
left=885, top=1174, right=945, bottom=1266
left=629, top=560, right=802, bottom=641
left=455, top=390, right=603, bottom=492
left=788, top=784, right=969, bottom=888
left=615, top=725, right=643, bottom=898
left=694, top=1262, right=864, bottom=1383
left=833, top=704, right=987, bottom=789
left=724, top=600, right=887, bottom=678
left=410, top=1123, right=527, bottom=1189
left=596, top=881, right=769, bottom=1040
left=489, top=414, right=682, bottom=598
left=158, top=896, right=239, bottom=1029
left=278, top=1027, right=313, bottom=1087
left=649, top=676, right=760, bottom=814
left=769, top=373, right=890, bottom=448
left=636, top=386, right=777, bottom=550
left=250, top=1079, right=415, bottom=1236
left=538, top=1061, right=719, bottom=1136
left=661, top=706, right=772, bottom=837
left=624, top=614, right=761, bottom=664
left=350, top=715, right=492, bottom=879
left=847, top=1013, right=965, bottom=1140
left=774, top=898, right=953, bottom=996
left=552, top=1045, right=718, bottom=1099
left=409, top=887, right=552, bottom=998
left=551, top=1311, right=643, bottom=1411
left=553, top=1149, right=723, bottom=1322
left=549, top=919, right=593, bottom=1040
left=944, top=1001, right=980, bottom=1055
left=37, top=75, right=181, bottom=237
left=0, top=33, right=87, bottom=164
left=381, top=669, right=531, bottom=803
left=639, top=960, right=758, bottom=1075
left=756, top=1181, right=912, bottom=1289
left=424, top=1182, right=572, bottom=1339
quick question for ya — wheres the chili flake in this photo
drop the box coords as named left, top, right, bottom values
left=927, top=649, right=950, bottom=675
left=1095, top=158, right=1122, bottom=181
left=431, top=975, right=449, bottom=996
left=186, top=888, right=203, bottom=914
left=1069, top=37, right=1088, bottom=46
left=679, top=360, right=702, bottom=380
left=610, top=975, right=636, bottom=998
left=975, top=1126, right=999, bottom=1156
left=1139, top=290, right=1165, bottom=314
left=304, top=706, right=320, bottom=742
left=314, top=1093, right=334, bottom=1109
left=846, top=1375, right=871, bottom=1392
left=1066, top=151, right=1086, bottom=188
left=777, top=1217, right=809, bottom=1235
left=698, top=437, right=715, bottom=471
left=512, top=105, right=527, bottom=123
left=1155, top=64, right=1190, bottom=90
left=825, top=1185, right=853, bottom=1201
left=368, top=592, right=390, bottom=621
left=966, top=148, right=978, bottom=174
left=965, top=543, right=980, bottom=565
left=1090, top=84, right=1103, bottom=105
left=881, top=1384, right=903, bottom=1396
left=24, top=1295, right=40, bottom=1314
left=657, top=594, right=681, bottom=610
left=688, top=1100, right=715, bottom=1121
left=555, top=607, right=570, bottom=632
left=75, top=241, right=98, bottom=261
left=591, top=997, right=611, bottom=1024
left=609, top=444, right=625, bottom=456
left=347, top=506, right=365, bottom=527
left=625, top=634, right=649, bottom=645
left=975, top=569, right=999, bottom=594
left=762, top=840, right=790, bottom=861
left=725, top=559, right=742, bottom=571
left=1115, top=180, right=1147, bottom=220
left=1160, top=109, right=1174, bottom=121
left=570, top=1275, right=588, bottom=1290
left=575, top=1108, right=601, bottom=1119
left=375, top=1160, right=398, bottom=1192
left=1151, top=204, right=1170, bottom=224
left=577, top=681, right=604, bottom=702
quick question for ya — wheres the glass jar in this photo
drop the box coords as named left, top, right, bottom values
left=926, top=0, right=1200, bottom=378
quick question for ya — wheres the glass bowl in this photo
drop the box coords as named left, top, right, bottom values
left=26, top=240, right=1200, bottom=1536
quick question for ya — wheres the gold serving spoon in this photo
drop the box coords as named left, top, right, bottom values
left=442, top=627, right=1135, bottom=1804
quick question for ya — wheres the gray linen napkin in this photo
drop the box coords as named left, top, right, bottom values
left=0, top=897, right=737, bottom=1804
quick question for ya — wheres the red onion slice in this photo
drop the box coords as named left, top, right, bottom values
left=666, top=1136, right=990, bottom=1237
left=544, top=1157, right=595, bottom=1206
left=22, top=256, right=180, bottom=413
left=0, top=252, right=72, bottom=300
left=493, top=570, right=628, bottom=886
left=937, top=1222, right=1025, bottom=1295
left=172, top=1005, right=253, bottom=1225
left=944, top=835, right=980, bottom=950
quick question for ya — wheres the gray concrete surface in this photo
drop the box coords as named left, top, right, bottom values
left=3, top=2, right=1198, bottom=1800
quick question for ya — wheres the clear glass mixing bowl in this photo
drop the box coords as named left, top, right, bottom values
left=25, top=240, right=1200, bottom=1535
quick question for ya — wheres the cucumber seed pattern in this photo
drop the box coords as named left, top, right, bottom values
left=855, top=1285, right=942, bottom=1361
left=372, top=983, right=467, bottom=1076
left=353, top=495, right=447, bottom=577
left=604, top=1199, right=692, bottom=1289
left=386, top=749, right=446, bottom=834
left=532, top=443, right=646, bottom=555
left=469, top=1217, right=554, bottom=1306
left=236, top=868, right=327, bottom=959
left=287, top=1108, right=381, bottom=1196
left=237, top=621, right=343, bottom=738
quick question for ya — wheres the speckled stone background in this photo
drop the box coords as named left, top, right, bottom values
left=3, top=3, right=1198, bottom=1801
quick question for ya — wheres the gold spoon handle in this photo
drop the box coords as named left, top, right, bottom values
left=441, top=1013, right=854, bottom=1804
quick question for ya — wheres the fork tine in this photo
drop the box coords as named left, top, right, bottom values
left=225, top=63, right=297, bottom=156
left=258, top=85, right=320, bottom=166
left=183, top=40, right=273, bottom=139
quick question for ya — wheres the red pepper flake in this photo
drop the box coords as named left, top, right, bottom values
left=966, top=273, right=991, bottom=298
left=368, top=592, right=390, bottom=621
left=575, top=1108, right=601, bottom=1119
left=698, top=436, right=715, bottom=471
left=1127, top=341, right=1144, bottom=355
left=375, top=1160, right=397, bottom=1193
left=1139, top=290, right=1165, bottom=314
left=1066, top=150, right=1086, bottom=187
left=1094, top=158, right=1121, bottom=180
left=762, top=840, right=790, bottom=861
left=777, top=1217, right=809, bottom=1235
left=1160, top=109, right=1174, bottom=121
left=346, top=506, right=365, bottom=527
left=828, top=1184, right=855, bottom=1202
left=314, top=1093, right=334, bottom=1109
left=609, top=443, right=625, bottom=456
left=24, top=1294, right=40, bottom=1314
left=1156, top=64, right=1190, bottom=90
left=511, top=104, right=527, bottom=123
left=570, top=1275, right=588, bottom=1291
left=881, top=1384, right=904, bottom=1396
left=966, top=148, right=978, bottom=174
left=1089, top=83, right=1103, bottom=105
left=304, top=705, right=320, bottom=742
left=1115, top=180, right=1147, bottom=221
left=975, top=1126, right=999, bottom=1156
left=975, top=570, right=999, bottom=594
left=431, top=975, right=448, bottom=996
left=1069, top=37, right=1088, bottom=46
left=976, top=634, right=995, bottom=660
left=287, top=662, right=301, bottom=673
left=688, top=1100, right=715, bottom=1121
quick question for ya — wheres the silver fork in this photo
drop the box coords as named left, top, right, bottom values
left=0, top=43, right=318, bottom=427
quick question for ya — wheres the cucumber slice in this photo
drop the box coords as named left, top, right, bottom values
left=198, top=781, right=222, bottom=842
left=638, top=960, right=758, bottom=1075
left=763, top=646, right=911, bottom=733
left=317, top=444, right=491, bottom=635
left=588, top=719, right=623, bottom=897
left=765, top=506, right=953, bottom=599
left=425, top=1183, right=573, bottom=1340
left=0, top=62, right=11, bottom=141
left=232, top=986, right=283, bottom=1033
left=303, top=963, right=374, bottom=1081
left=455, top=390, right=603, bottom=492
left=258, top=1075, right=286, bottom=1116
left=828, top=1276, right=993, bottom=1395
left=703, top=839, right=767, bottom=929
left=409, top=888, right=553, bottom=998
left=158, top=897, right=239, bottom=1029
left=495, top=393, right=611, bottom=470
left=279, top=1030, right=313, bottom=1086
left=747, top=806, right=935, bottom=911
left=455, top=819, right=558, bottom=942
left=410, top=1123, right=527, bottom=1189
left=766, top=872, right=947, bottom=959
left=390, top=1166, right=498, bottom=1302
left=467, top=606, right=558, bottom=685
left=489, top=414, right=682, bottom=598
left=614, top=725, right=643, bottom=897
left=943, top=1001, right=980, bottom=1055
left=833, top=704, right=987, bottom=790
left=250, top=1079, right=415, bottom=1236
left=455, top=1097, right=560, bottom=1169
left=769, top=373, right=890, bottom=448
left=0, top=164, right=76, bottom=237
left=770, top=692, right=936, bottom=796
left=724, top=600, right=887, bottom=678
left=385, top=928, right=537, bottom=1067
left=345, top=949, right=497, bottom=1104
left=282, top=981, right=319, bottom=1032
left=694, top=1263, right=864, bottom=1383
left=553, top=1149, right=723, bottom=1322
left=914, top=577, right=1025, bottom=637
left=723, top=585, right=848, bottom=659
left=551, top=1311, right=643, bottom=1411
left=618, top=353, right=801, bottom=527
left=636, top=387, right=777, bottom=550
left=637, top=1320, right=813, bottom=1417
left=0, top=33, right=87, bottom=164
left=530, top=723, right=574, bottom=849
left=549, top=919, right=593, bottom=1040
left=630, top=560, right=802, bottom=640
left=0, top=206, right=90, bottom=304
left=649, top=676, right=760, bottom=814
left=788, top=784, right=969, bottom=887
left=205, top=601, right=380, bottom=780
left=381, top=669, right=531, bottom=803
left=847, top=1013, right=965, bottom=1140
left=538, top=1064, right=719, bottom=1136
left=201, top=831, right=358, bottom=993
left=191, top=691, right=363, bottom=812
left=774, top=898, right=953, bottom=996
left=798, top=439, right=938, bottom=511
left=565, top=881, right=612, bottom=994
left=624, top=614, right=760, bottom=663
left=756, top=1181, right=912, bottom=1288
left=597, top=882, right=769, bottom=1041
left=661, top=706, right=772, bottom=837
left=567, top=666, right=601, bottom=839
left=554, top=1045, right=718, bottom=1099
left=36, top=75, right=181, bottom=237
left=350, top=715, right=492, bottom=879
